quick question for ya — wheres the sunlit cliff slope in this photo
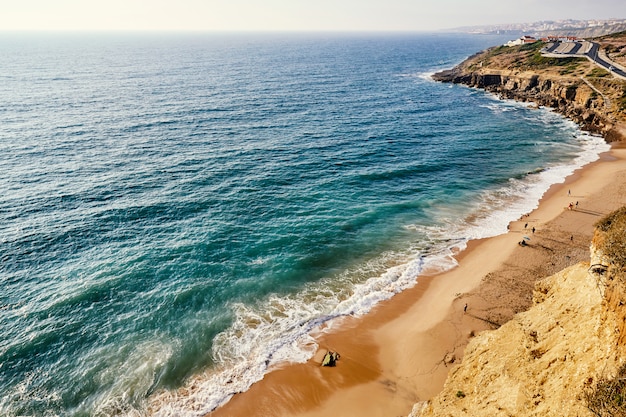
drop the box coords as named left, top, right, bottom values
left=411, top=201, right=626, bottom=417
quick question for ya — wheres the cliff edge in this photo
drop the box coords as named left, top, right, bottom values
left=410, top=209, right=626, bottom=416
left=433, top=32, right=626, bottom=142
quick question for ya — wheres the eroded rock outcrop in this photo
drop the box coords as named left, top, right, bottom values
left=433, top=68, right=624, bottom=141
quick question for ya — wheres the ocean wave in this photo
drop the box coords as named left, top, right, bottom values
left=145, top=241, right=463, bottom=416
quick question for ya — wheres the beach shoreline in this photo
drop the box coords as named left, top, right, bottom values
left=207, top=143, right=626, bottom=417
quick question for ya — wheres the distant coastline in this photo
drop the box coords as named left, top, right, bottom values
left=451, top=18, right=626, bottom=39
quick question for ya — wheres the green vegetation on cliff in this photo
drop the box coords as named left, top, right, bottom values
left=586, top=207, right=626, bottom=416
left=468, top=41, right=586, bottom=74
left=586, top=362, right=626, bottom=417
left=595, top=206, right=626, bottom=275
left=435, top=32, right=626, bottom=141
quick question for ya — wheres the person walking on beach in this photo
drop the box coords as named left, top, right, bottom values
left=464, top=303, right=468, bottom=313
left=532, top=227, right=535, bottom=234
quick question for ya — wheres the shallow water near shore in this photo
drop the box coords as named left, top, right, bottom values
left=0, top=32, right=610, bottom=416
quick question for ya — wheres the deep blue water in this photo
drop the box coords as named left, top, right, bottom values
left=0, top=32, right=609, bottom=416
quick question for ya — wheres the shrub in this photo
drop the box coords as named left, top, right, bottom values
left=594, top=207, right=626, bottom=270
left=585, top=363, right=626, bottom=417
left=619, top=86, right=626, bottom=112
left=527, top=53, right=585, bottom=70
left=589, top=67, right=611, bottom=78
left=520, top=41, right=545, bottom=52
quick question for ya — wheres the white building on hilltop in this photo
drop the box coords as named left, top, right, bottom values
left=505, top=36, right=538, bottom=47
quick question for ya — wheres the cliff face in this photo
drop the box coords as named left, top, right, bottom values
left=432, top=35, right=626, bottom=142
left=433, top=68, right=625, bottom=142
left=412, top=210, right=626, bottom=417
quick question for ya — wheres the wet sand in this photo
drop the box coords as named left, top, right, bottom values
left=208, top=145, right=626, bottom=417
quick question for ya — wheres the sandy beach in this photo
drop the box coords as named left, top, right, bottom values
left=208, top=144, right=626, bottom=417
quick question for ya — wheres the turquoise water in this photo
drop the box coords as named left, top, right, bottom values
left=0, top=32, right=609, bottom=416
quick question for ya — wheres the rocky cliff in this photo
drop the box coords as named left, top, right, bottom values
left=411, top=209, right=626, bottom=417
left=432, top=38, right=626, bottom=142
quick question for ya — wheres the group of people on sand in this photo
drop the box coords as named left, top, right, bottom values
left=567, top=189, right=579, bottom=210
left=517, top=221, right=535, bottom=247
left=514, top=189, right=581, bottom=247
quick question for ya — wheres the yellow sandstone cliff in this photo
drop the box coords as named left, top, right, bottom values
left=412, top=208, right=626, bottom=417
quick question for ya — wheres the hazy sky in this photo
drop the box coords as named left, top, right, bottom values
left=3, top=0, right=626, bottom=31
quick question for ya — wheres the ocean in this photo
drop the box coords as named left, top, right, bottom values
left=0, top=32, right=610, bottom=417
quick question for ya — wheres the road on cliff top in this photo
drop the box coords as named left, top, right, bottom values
left=542, top=41, right=626, bottom=81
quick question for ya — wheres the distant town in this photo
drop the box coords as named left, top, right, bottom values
left=453, top=18, right=626, bottom=38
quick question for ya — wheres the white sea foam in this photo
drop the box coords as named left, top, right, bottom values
left=480, top=94, right=537, bottom=114
left=146, top=246, right=458, bottom=416
left=80, top=339, right=176, bottom=417
left=144, top=229, right=473, bottom=415
left=415, top=71, right=438, bottom=81
left=396, top=70, right=439, bottom=82
left=0, top=370, right=62, bottom=414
